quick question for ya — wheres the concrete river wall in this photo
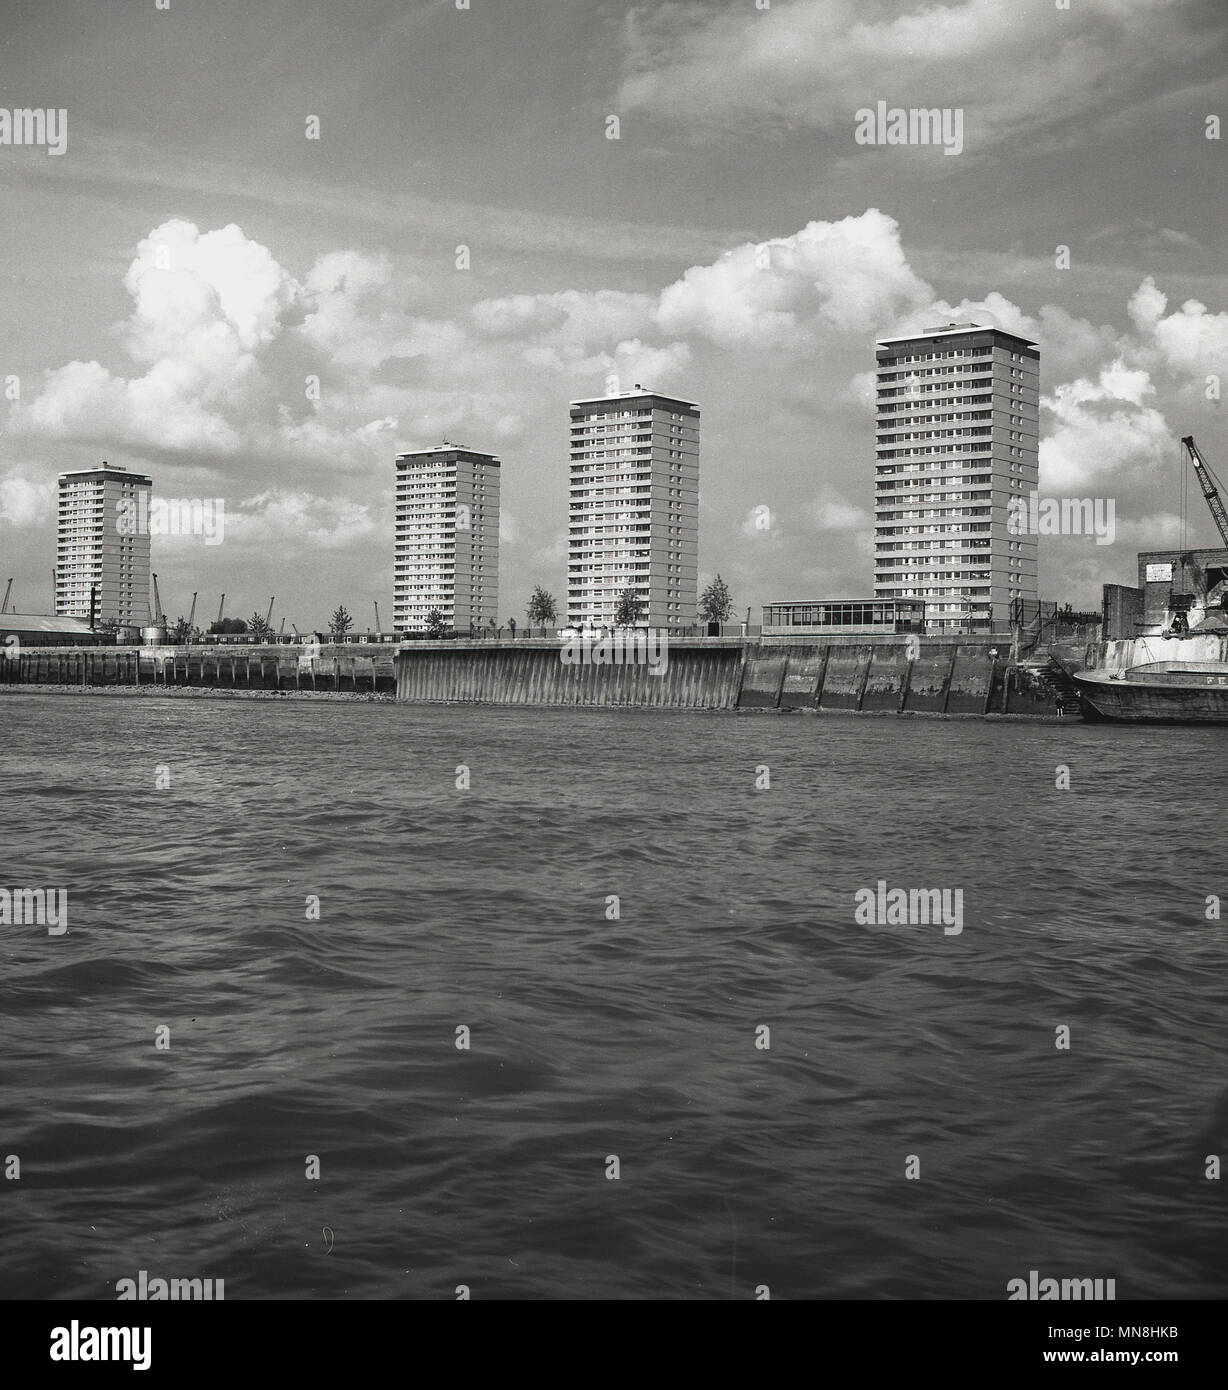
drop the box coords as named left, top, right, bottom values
left=391, top=636, right=1062, bottom=716
left=395, top=638, right=746, bottom=709
left=2, top=636, right=1065, bottom=716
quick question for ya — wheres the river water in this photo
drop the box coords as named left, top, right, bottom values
left=1, top=693, right=1225, bottom=1299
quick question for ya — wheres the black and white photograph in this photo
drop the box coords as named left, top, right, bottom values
left=1, top=0, right=1225, bottom=1358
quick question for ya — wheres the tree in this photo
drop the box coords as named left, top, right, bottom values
left=699, top=574, right=734, bottom=626
left=613, top=588, right=646, bottom=627
left=329, top=605, right=353, bottom=642
left=425, top=608, right=448, bottom=638
left=167, top=616, right=203, bottom=644
left=526, top=585, right=558, bottom=630
left=247, top=612, right=275, bottom=644
left=208, top=617, right=247, bottom=635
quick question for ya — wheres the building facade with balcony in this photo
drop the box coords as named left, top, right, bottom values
left=568, top=386, right=699, bottom=628
left=394, top=445, right=500, bottom=633
left=874, top=323, right=1039, bottom=633
left=56, top=462, right=153, bottom=625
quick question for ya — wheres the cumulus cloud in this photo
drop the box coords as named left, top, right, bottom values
left=12, top=222, right=538, bottom=476
left=1040, top=361, right=1171, bottom=493
left=0, top=473, right=54, bottom=527
left=18, top=221, right=319, bottom=461
left=1128, top=276, right=1228, bottom=385
left=657, top=211, right=930, bottom=350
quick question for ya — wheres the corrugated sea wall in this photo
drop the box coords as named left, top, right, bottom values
left=392, top=637, right=1063, bottom=716
left=395, top=638, right=745, bottom=709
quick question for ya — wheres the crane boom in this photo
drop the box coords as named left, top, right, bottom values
left=266, top=596, right=275, bottom=627
left=188, top=592, right=197, bottom=628
left=1181, top=435, right=1228, bottom=547
left=1, top=578, right=11, bottom=614
left=217, top=593, right=226, bottom=624
left=151, top=572, right=164, bottom=623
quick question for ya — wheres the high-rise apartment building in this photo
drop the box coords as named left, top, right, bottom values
left=394, top=445, right=500, bottom=633
left=55, top=461, right=153, bottom=624
left=568, top=386, right=699, bottom=629
left=874, top=323, right=1039, bottom=632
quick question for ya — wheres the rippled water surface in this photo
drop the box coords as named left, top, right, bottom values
left=2, top=693, right=1226, bottom=1299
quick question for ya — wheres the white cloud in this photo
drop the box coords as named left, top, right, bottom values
left=617, top=0, right=1198, bottom=152
left=1040, top=361, right=1171, bottom=493
left=656, top=211, right=930, bottom=349
left=0, top=473, right=54, bottom=527
left=810, top=497, right=872, bottom=533
left=1128, top=276, right=1228, bottom=385
left=226, top=491, right=381, bottom=550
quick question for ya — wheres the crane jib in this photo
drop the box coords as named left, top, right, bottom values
left=1181, top=435, right=1228, bottom=547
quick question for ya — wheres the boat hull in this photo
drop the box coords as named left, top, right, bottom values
left=1074, top=673, right=1228, bottom=724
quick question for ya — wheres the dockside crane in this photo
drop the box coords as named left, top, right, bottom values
left=1, top=578, right=11, bottom=614
left=151, top=572, right=165, bottom=624
left=217, top=593, right=226, bottom=626
left=265, top=597, right=275, bottom=629
left=1181, top=435, right=1228, bottom=546
left=188, top=592, right=197, bottom=630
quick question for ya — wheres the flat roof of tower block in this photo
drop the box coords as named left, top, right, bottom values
left=58, top=460, right=153, bottom=483
left=569, top=386, right=699, bottom=410
left=396, top=444, right=501, bottom=464
left=876, top=322, right=1039, bottom=349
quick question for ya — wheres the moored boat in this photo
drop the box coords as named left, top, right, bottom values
left=1073, top=660, right=1228, bottom=724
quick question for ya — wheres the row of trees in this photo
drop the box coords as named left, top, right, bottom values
left=156, top=607, right=356, bottom=643
left=520, top=576, right=733, bottom=628
left=150, top=579, right=735, bottom=644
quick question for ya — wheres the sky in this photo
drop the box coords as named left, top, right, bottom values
left=0, top=0, right=1225, bottom=630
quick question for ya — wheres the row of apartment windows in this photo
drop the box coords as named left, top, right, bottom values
left=877, top=506, right=993, bottom=521
left=874, top=543, right=1002, bottom=554
left=876, top=522, right=993, bottom=536
left=877, top=427, right=994, bottom=443
left=878, top=395, right=993, bottom=412
left=879, top=346, right=1028, bottom=364
left=877, top=468, right=994, bottom=482
left=877, top=444, right=995, bottom=459
left=878, top=367, right=996, bottom=384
